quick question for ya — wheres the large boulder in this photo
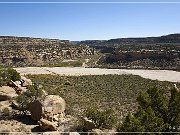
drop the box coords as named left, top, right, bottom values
left=28, top=95, right=65, bottom=121
left=28, top=100, right=43, bottom=121
left=43, top=95, right=65, bottom=114
left=0, top=86, right=18, bottom=101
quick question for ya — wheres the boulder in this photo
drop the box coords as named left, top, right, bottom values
left=38, top=118, right=57, bottom=131
left=7, top=80, right=23, bottom=94
left=0, top=86, right=18, bottom=101
left=42, top=95, right=65, bottom=115
left=28, top=100, right=43, bottom=120
left=28, top=95, right=65, bottom=121
left=20, top=76, right=32, bottom=87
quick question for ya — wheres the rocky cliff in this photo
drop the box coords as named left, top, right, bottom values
left=0, top=36, right=95, bottom=67
left=80, top=34, right=180, bottom=46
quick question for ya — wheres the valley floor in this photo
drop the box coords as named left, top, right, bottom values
left=14, top=67, right=180, bottom=82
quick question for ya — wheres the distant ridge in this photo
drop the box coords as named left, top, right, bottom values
left=0, top=35, right=65, bottom=40
left=80, top=33, right=180, bottom=46
left=0, top=36, right=70, bottom=46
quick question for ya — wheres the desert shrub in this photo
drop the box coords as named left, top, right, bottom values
left=85, top=107, right=116, bottom=129
left=16, top=83, right=43, bottom=114
left=0, top=68, right=20, bottom=86
left=6, top=68, right=21, bottom=81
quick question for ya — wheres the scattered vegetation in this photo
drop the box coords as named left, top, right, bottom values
left=85, top=107, right=116, bottom=129
left=26, top=74, right=179, bottom=122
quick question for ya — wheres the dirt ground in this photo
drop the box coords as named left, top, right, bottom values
left=14, top=67, right=180, bottom=82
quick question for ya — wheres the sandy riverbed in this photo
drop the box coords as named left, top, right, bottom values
left=14, top=67, right=180, bottom=82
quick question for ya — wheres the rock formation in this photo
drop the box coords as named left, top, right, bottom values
left=0, top=86, right=18, bottom=101
left=28, top=95, right=65, bottom=121
left=0, top=36, right=95, bottom=67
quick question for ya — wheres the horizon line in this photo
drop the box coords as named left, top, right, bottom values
left=0, top=33, right=180, bottom=41
left=0, top=1, right=180, bottom=4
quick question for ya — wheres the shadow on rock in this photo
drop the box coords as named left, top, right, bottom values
left=31, top=125, right=43, bottom=132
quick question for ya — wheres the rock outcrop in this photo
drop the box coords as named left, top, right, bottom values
left=0, top=86, right=18, bottom=101
left=0, top=36, right=95, bottom=67
left=28, top=95, right=65, bottom=121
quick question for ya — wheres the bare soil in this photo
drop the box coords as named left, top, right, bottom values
left=14, top=67, right=180, bottom=82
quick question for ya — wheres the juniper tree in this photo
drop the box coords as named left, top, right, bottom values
left=118, top=86, right=180, bottom=133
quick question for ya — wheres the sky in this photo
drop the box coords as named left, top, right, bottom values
left=0, top=0, right=180, bottom=41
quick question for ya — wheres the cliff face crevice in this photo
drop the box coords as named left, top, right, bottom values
left=0, top=36, right=95, bottom=67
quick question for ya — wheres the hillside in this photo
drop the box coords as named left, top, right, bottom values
left=0, top=34, right=180, bottom=70
left=79, top=34, right=180, bottom=70
left=1, top=68, right=179, bottom=133
left=0, top=36, right=95, bottom=67
left=80, top=34, right=180, bottom=46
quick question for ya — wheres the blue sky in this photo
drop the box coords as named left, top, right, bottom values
left=0, top=0, right=180, bottom=40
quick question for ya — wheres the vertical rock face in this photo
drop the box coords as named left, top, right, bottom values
left=0, top=36, right=95, bottom=67
left=28, top=95, right=65, bottom=121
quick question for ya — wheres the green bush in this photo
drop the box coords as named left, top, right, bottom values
left=6, top=68, right=21, bottom=81
left=118, top=87, right=180, bottom=132
left=0, top=68, right=20, bottom=86
left=16, top=83, right=43, bottom=114
left=85, top=107, right=116, bottom=129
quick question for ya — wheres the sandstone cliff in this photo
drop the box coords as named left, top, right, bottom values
left=0, top=36, right=95, bottom=67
